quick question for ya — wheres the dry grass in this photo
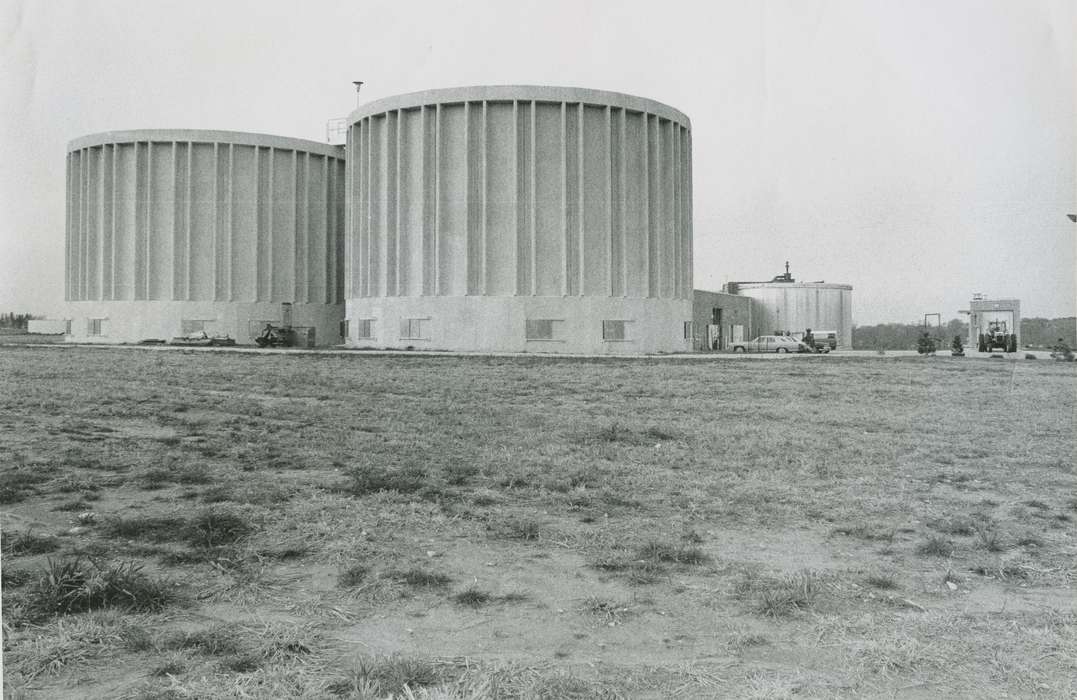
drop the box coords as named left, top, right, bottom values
left=1, top=346, right=1074, bottom=698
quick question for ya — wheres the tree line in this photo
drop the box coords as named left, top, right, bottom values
left=853, top=317, right=1076, bottom=350
left=0, top=312, right=37, bottom=330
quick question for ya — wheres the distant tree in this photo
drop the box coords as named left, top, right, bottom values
left=853, top=319, right=968, bottom=351
left=951, top=335, right=964, bottom=356
left=0, top=312, right=36, bottom=330
left=1022, top=318, right=1077, bottom=348
left=917, top=332, right=936, bottom=355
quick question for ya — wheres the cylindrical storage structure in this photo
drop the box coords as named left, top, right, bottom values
left=732, top=283, right=853, bottom=349
left=64, top=130, right=345, bottom=345
left=345, top=86, right=693, bottom=353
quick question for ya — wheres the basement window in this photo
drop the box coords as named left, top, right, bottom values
left=525, top=319, right=563, bottom=341
left=355, top=319, right=375, bottom=340
left=602, top=320, right=630, bottom=342
left=400, top=318, right=429, bottom=341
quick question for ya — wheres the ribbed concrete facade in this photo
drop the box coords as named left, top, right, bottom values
left=732, top=283, right=853, bottom=349
left=345, top=86, right=693, bottom=353
left=64, top=130, right=345, bottom=344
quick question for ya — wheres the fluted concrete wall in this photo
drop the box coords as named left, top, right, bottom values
left=64, top=130, right=345, bottom=344
left=345, top=86, right=693, bottom=353
left=734, top=283, right=853, bottom=349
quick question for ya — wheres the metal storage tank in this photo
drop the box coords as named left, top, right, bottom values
left=64, top=130, right=345, bottom=345
left=730, top=280, right=853, bottom=349
left=345, top=86, right=693, bottom=353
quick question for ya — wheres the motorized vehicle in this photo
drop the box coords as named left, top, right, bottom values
left=808, top=330, right=837, bottom=352
left=978, top=320, right=1017, bottom=353
left=254, top=324, right=295, bottom=348
left=732, top=335, right=812, bottom=353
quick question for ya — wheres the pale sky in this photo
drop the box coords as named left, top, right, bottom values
left=1, top=0, right=1073, bottom=324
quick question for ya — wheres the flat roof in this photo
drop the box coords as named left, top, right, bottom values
left=732, top=282, right=853, bottom=291
left=68, top=130, right=344, bottom=158
left=350, top=85, right=691, bottom=127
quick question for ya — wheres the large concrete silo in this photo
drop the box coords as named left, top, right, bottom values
left=344, top=86, right=694, bottom=353
left=64, top=130, right=345, bottom=344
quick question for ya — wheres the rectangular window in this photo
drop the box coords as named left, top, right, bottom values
left=340, top=319, right=349, bottom=340
left=684, top=321, right=693, bottom=340
left=602, top=320, right=627, bottom=341
left=356, top=319, right=374, bottom=339
left=525, top=319, right=563, bottom=341
left=88, top=318, right=105, bottom=336
left=64, top=320, right=72, bottom=335
left=400, top=318, right=428, bottom=340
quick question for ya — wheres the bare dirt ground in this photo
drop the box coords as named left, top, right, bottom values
left=1, top=345, right=1074, bottom=698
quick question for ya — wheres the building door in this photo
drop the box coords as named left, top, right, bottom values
left=707, top=325, right=720, bottom=350
left=732, top=325, right=744, bottom=343
left=711, top=308, right=723, bottom=349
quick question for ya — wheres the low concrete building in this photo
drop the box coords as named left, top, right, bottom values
left=691, top=290, right=752, bottom=351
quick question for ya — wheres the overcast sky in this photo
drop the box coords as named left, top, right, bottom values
left=1, top=0, right=1073, bottom=324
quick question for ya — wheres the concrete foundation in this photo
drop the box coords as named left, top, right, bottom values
left=63, top=301, right=344, bottom=346
left=346, top=296, right=692, bottom=354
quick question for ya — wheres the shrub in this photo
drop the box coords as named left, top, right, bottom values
left=22, top=558, right=174, bottom=620
left=864, top=574, right=899, bottom=590
left=733, top=569, right=823, bottom=617
left=329, top=655, right=442, bottom=697
left=452, top=587, right=493, bottom=607
left=752, top=572, right=820, bottom=617
left=916, top=536, right=954, bottom=557
left=182, top=508, right=254, bottom=548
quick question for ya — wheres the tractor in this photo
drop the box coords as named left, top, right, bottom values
left=254, top=323, right=295, bottom=348
left=978, top=320, right=1017, bottom=353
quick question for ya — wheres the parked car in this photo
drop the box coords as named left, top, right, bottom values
left=732, top=335, right=812, bottom=353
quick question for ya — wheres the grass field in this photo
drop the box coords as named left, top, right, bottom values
left=1, top=345, right=1074, bottom=698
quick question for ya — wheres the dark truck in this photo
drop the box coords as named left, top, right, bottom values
left=806, top=330, right=837, bottom=353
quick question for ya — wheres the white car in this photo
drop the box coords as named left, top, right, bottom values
left=732, top=335, right=812, bottom=353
